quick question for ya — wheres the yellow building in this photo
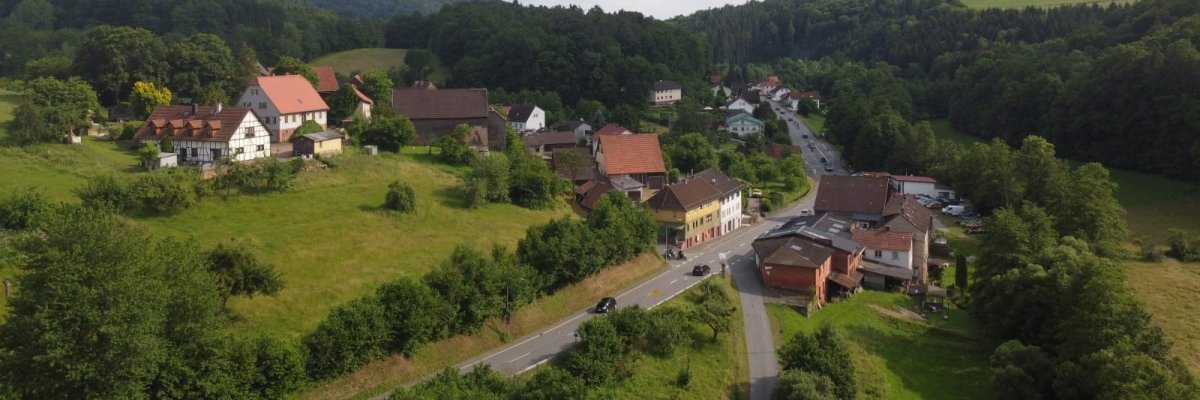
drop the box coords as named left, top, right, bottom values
left=296, top=131, right=342, bottom=157
left=647, top=176, right=722, bottom=249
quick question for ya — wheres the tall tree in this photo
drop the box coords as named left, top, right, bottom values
left=206, top=241, right=285, bottom=309
left=668, top=132, right=719, bottom=174
left=10, top=77, right=100, bottom=144
left=73, top=25, right=168, bottom=105
left=273, top=56, right=318, bottom=89
left=358, top=69, right=393, bottom=108
left=128, top=80, right=171, bottom=119
left=168, top=33, right=239, bottom=104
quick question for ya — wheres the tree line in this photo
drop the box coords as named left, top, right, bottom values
left=683, top=0, right=1200, bottom=181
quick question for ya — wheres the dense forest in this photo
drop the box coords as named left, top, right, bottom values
left=0, top=0, right=382, bottom=77
left=385, top=2, right=712, bottom=110
left=682, top=0, right=1200, bottom=181
left=306, top=0, right=466, bottom=19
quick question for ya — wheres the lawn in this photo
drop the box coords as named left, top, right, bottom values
left=960, top=0, right=1134, bottom=8
left=926, top=118, right=1200, bottom=241
left=301, top=253, right=667, bottom=400
left=1126, top=259, right=1200, bottom=374
left=768, top=291, right=993, bottom=400
left=799, top=113, right=825, bottom=136
left=588, top=276, right=749, bottom=400
left=309, top=48, right=451, bottom=83
left=134, top=150, right=572, bottom=340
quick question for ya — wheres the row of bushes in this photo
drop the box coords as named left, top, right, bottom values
left=461, top=131, right=563, bottom=210
left=774, top=325, right=856, bottom=400
left=73, top=158, right=304, bottom=216
left=301, top=191, right=657, bottom=380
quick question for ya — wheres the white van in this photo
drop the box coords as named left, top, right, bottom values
left=942, top=205, right=965, bottom=216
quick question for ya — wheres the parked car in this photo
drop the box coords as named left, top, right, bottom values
left=594, top=297, right=617, bottom=313
left=799, top=208, right=815, bottom=216
left=692, top=264, right=711, bottom=276
left=824, top=165, right=835, bottom=173
left=750, top=188, right=763, bottom=198
left=820, top=157, right=828, bottom=163
left=808, top=143, right=816, bottom=150
left=942, top=205, right=966, bottom=216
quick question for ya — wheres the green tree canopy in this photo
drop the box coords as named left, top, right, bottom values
left=273, top=56, right=318, bottom=89
left=128, top=80, right=171, bottom=119
left=73, top=25, right=168, bottom=105
left=10, top=77, right=100, bottom=144
left=668, top=132, right=719, bottom=175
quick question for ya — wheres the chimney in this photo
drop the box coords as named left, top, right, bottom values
left=215, top=103, right=222, bottom=114
left=191, top=104, right=198, bottom=115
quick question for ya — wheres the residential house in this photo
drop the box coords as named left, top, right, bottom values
left=295, top=130, right=343, bottom=157
left=752, top=75, right=781, bottom=93
left=507, top=104, right=546, bottom=132
left=711, top=85, right=732, bottom=98
left=879, top=194, right=933, bottom=281
left=576, top=181, right=613, bottom=212
left=724, top=112, right=765, bottom=137
left=771, top=87, right=792, bottom=102
left=891, top=175, right=956, bottom=200
left=554, top=120, right=593, bottom=141
left=391, top=86, right=508, bottom=151
left=790, top=91, right=823, bottom=110
left=647, top=176, right=722, bottom=249
left=813, top=175, right=893, bottom=222
left=411, top=80, right=438, bottom=90
left=726, top=97, right=755, bottom=114
left=590, top=123, right=632, bottom=154
left=752, top=214, right=865, bottom=305
left=692, top=168, right=745, bottom=236
left=707, top=73, right=722, bottom=86
left=312, top=66, right=340, bottom=95
left=349, top=87, right=374, bottom=122
left=237, top=75, right=329, bottom=143
left=741, top=91, right=762, bottom=105
left=524, top=130, right=577, bottom=158
left=594, top=134, right=667, bottom=200
left=651, top=80, right=683, bottom=106
left=134, top=104, right=271, bottom=163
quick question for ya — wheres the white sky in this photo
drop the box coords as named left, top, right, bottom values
left=518, top=0, right=753, bottom=19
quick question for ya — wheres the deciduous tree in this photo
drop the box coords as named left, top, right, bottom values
left=129, top=80, right=171, bottom=118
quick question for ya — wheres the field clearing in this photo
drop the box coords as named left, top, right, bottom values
left=588, top=276, right=749, bottom=400
left=926, top=118, right=1200, bottom=240
left=768, top=291, right=993, bottom=400
left=960, top=0, right=1133, bottom=8
left=799, top=113, right=825, bottom=136
left=309, top=48, right=451, bottom=83
left=1125, top=259, right=1200, bottom=373
left=134, top=151, right=572, bottom=340
left=301, top=253, right=666, bottom=400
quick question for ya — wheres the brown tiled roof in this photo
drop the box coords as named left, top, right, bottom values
left=852, top=229, right=913, bottom=251
left=647, top=177, right=721, bottom=212
left=597, top=134, right=666, bottom=176
left=391, top=88, right=488, bottom=120
left=690, top=168, right=743, bottom=196
left=351, top=87, right=373, bottom=105
left=814, top=176, right=892, bottom=215
left=524, top=131, right=577, bottom=147
left=576, top=180, right=598, bottom=196
left=313, top=66, right=339, bottom=93
left=579, top=183, right=614, bottom=210
left=752, top=235, right=835, bottom=269
left=133, top=105, right=254, bottom=142
left=883, top=195, right=932, bottom=233
left=594, top=123, right=631, bottom=136
left=250, top=75, right=329, bottom=114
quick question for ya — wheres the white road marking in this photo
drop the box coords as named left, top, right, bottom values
left=508, top=352, right=531, bottom=364
left=514, top=357, right=552, bottom=375
left=669, top=278, right=680, bottom=285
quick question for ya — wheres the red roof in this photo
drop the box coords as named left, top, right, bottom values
left=853, top=229, right=913, bottom=251
left=892, top=175, right=937, bottom=184
left=594, top=123, right=632, bottom=136
left=352, top=87, right=373, bottom=105
left=250, top=75, right=329, bottom=114
left=133, top=105, right=255, bottom=143
left=391, top=88, right=488, bottom=120
left=313, top=66, right=339, bottom=93
left=598, top=134, right=666, bottom=176
left=814, top=175, right=893, bottom=215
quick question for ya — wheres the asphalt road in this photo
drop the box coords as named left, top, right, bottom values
left=770, top=101, right=846, bottom=176
left=376, top=101, right=843, bottom=400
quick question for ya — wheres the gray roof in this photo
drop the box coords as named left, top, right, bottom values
left=653, top=80, right=682, bottom=91
left=859, top=261, right=916, bottom=280
left=302, top=131, right=342, bottom=142
left=691, top=168, right=743, bottom=196
left=508, top=104, right=538, bottom=123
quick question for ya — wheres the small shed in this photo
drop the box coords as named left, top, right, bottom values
left=363, top=145, right=379, bottom=156
left=145, top=152, right=178, bottom=170
left=295, top=131, right=343, bottom=157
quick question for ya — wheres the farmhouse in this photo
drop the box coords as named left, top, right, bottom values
left=391, top=86, right=508, bottom=151
left=312, top=66, right=340, bottom=95
left=554, top=120, right=593, bottom=141
left=134, top=104, right=271, bottom=163
left=237, top=75, right=330, bottom=143
left=651, top=80, right=683, bottom=106
left=790, top=91, right=823, bottom=110
left=507, top=104, right=546, bottom=132
left=752, top=214, right=865, bottom=305
left=726, top=97, right=755, bottom=114
left=595, top=134, right=667, bottom=200
left=724, top=112, right=765, bottom=137
left=523, top=130, right=577, bottom=158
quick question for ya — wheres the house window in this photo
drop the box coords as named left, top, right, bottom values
left=259, top=102, right=268, bottom=110
left=244, top=127, right=255, bottom=137
left=874, top=250, right=883, bottom=258
left=256, top=144, right=265, bottom=152
left=251, top=88, right=259, bottom=96
left=190, top=148, right=197, bottom=157
left=892, top=251, right=899, bottom=260
left=236, top=147, right=244, bottom=154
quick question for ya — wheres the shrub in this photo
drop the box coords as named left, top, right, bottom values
left=118, top=121, right=143, bottom=141
left=375, top=278, right=450, bottom=356
left=563, top=317, right=624, bottom=386
left=74, top=175, right=135, bottom=212
left=302, top=297, right=390, bottom=379
left=129, top=170, right=194, bottom=215
left=1132, top=235, right=1164, bottom=262
left=383, top=181, right=416, bottom=213
left=0, top=189, right=51, bottom=231
left=246, top=336, right=307, bottom=399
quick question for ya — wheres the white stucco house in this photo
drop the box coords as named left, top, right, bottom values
left=651, top=80, right=683, bottom=106
left=853, top=229, right=914, bottom=269
left=725, top=112, right=765, bottom=137
left=693, top=169, right=745, bottom=236
left=237, top=75, right=329, bottom=143
left=507, top=104, right=546, bottom=132
left=134, top=105, right=271, bottom=163
left=789, top=91, right=823, bottom=110
left=892, top=175, right=956, bottom=200
left=726, top=97, right=755, bottom=114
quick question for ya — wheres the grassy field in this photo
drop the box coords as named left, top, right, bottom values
left=589, top=276, right=750, bottom=400
left=799, top=113, right=825, bottom=136
left=926, top=118, right=1200, bottom=241
left=301, top=253, right=667, bottom=400
left=1126, top=259, right=1200, bottom=375
left=768, top=291, right=993, bottom=400
left=133, top=150, right=571, bottom=340
left=310, top=48, right=451, bottom=83
left=960, top=0, right=1134, bottom=8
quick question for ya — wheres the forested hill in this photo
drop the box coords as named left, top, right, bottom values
left=0, top=0, right=383, bottom=75
left=680, top=0, right=1200, bottom=181
left=307, top=0, right=467, bottom=18
left=386, top=2, right=711, bottom=109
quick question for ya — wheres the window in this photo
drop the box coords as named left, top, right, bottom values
left=244, top=127, right=255, bottom=137
left=236, top=147, right=244, bottom=154
left=259, top=102, right=267, bottom=110
left=190, top=148, right=197, bottom=157
left=251, top=88, right=259, bottom=96
left=318, top=141, right=323, bottom=149
left=874, top=250, right=883, bottom=258
left=256, top=144, right=265, bottom=152
left=891, top=251, right=899, bottom=260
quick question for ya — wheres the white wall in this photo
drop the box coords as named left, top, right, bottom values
left=142, top=112, right=272, bottom=163
left=719, top=190, right=742, bottom=235
left=237, top=85, right=328, bottom=142
left=898, top=181, right=938, bottom=198
left=726, top=120, right=763, bottom=137
left=863, top=247, right=913, bottom=269
left=653, top=89, right=682, bottom=105
left=728, top=99, right=754, bottom=114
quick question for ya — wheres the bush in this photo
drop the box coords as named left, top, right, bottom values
left=0, top=189, right=51, bottom=231
left=375, top=278, right=450, bottom=356
left=513, top=368, right=588, bottom=400
left=772, top=369, right=838, bottom=400
left=302, top=297, right=390, bottom=379
left=246, top=336, right=307, bottom=399
left=1166, top=229, right=1200, bottom=261
left=1133, top=235, right=1164, bottom=262
left=383, top=181, right=416, bottom=213
left=778, top=324, right=856, bottom=400
left=74, top=175, right=135, bottom=212
left=129, top=170, right=195, bottom=215
left=563, top=317, right=624, bottom=386
left=118, top=121, right=143, bottom=141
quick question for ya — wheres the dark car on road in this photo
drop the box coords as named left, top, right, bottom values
left=594, top=297, right=617, bottom=313
left=692, top=264, right=711, bottom=276
left=820, top=157, right=828, bottom=163
left=802, top=134, right=808, bottom=138
left=824, top=165, right=835, bottom=173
